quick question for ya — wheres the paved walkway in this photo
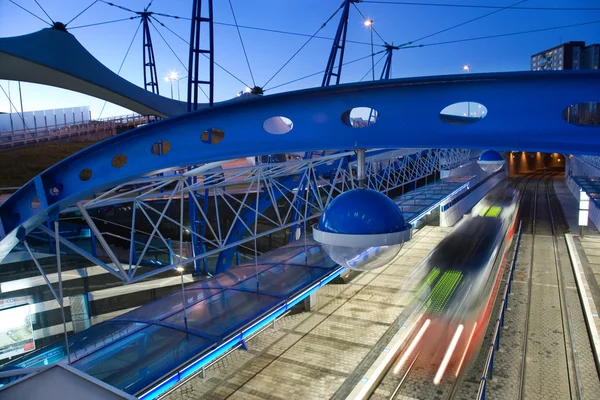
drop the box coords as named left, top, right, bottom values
left=165, top=226, right=453, bottom=400
left=556, top=177, right=600, bottom=396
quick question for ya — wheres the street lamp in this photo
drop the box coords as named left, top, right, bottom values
left=165, top=71, right=179, bottom=99
left=176, top=266, right=188, bottom=331
left=463, top=65, right=471, bottom=73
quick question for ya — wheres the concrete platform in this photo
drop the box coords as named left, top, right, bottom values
left=164, top=226, right=453, bottom=400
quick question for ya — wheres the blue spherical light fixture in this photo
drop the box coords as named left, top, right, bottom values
left=313, top=188, right=411, bottom=271
left=478, top=150, right=505, bottom=173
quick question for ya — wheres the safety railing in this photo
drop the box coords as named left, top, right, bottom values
left=476, top=220, right=523, bottom=400
left=0, top=114, right=157, bottom=149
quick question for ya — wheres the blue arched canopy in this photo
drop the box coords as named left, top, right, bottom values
left=0, top=70, right=599, bottom=261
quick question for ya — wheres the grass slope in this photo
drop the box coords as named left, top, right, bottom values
left=0, top=142, right=96, bottom=187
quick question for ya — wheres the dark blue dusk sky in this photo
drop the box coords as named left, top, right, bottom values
left=1, top=0, right=599, bottom=117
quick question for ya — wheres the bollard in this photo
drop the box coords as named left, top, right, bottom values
left=495, top=319, right=501, bottom=349
left=477, top=376, right=487, bottom=400
left=489, top=345, right=495, bottom=379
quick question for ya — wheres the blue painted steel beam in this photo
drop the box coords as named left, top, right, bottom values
left=141, top=13, right=160, bottom=95
left=380, top=44, right=399, bottom=80
left=1, top=71, right=599, bottom=262
left=322, top=0, right=355, bottom=86
left=188, top=0, right=214, bottom=109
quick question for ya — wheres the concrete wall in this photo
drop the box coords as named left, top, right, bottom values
left=0, top=106, right=91, bottom=132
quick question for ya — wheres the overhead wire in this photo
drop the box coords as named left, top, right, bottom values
left=401, top=18, right=600, bottom=49
left=265, top=50, right=386, bottom=92
left=149, top=18, right=210, bottom=102
left=69, top=16, right=141, bottom=30
left=8, top=0, right=52, bottom=26
left=98, top=19, right=143, bottom=118
left=148, top=19, right=188, bottom=73
left=215, top=22, right=380, bottom=47
left=148, top=18, right=209, bottom=102
left=397, top=0, right=528, bottom=48
left=151, top=16, right=251, bottom=88
left=228, top=0, right=256, bottom=88
left=101, top=10, right=379, bottom=47
left=66, top=0, right=99, bottom=27
left=362, top=1, right=600, bottom=11
left=262, top=4, right=344, bottom=89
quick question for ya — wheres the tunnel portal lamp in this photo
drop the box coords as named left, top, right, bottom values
left=313, top=188, right=411, bottom=271
left=477, top=150, right=505, bottom=173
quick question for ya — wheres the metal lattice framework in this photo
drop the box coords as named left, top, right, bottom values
left=21, top=148, right=476, bottom=284
left=577, top=155, right=600, bottom=171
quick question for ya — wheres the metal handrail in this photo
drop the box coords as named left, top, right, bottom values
left=476, top=220, right=523, bottom=400
left=0, top=114, right=156, bottom=149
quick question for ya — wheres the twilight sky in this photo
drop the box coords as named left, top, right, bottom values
left=1, top=0, right=599, bottom=118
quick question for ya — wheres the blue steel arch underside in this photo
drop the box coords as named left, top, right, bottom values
left=1, top=70, right=599, bottom=262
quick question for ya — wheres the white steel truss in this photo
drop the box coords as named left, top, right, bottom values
left=25, top=148, right=477, bottom=284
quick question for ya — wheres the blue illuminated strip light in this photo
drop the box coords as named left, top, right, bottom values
left=138, top=266, right=344, bottom=400
left=408, top=182, right=470, bottom=226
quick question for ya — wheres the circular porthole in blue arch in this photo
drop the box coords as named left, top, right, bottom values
left=478, top=150, right=505, bottom=173
left=313, top=188, right=411, bottom=271
left=341, top=107, right=379, bottom=128
left=440, top=102, right=487, bottom=125
left=562, top=102, right=600, bottom=127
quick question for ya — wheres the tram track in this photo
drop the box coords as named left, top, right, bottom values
left=517, top=171, right=581, bottom=400
left=377, top=174, right=538, bottom=400
left=376, top=171, right=551, bottom=400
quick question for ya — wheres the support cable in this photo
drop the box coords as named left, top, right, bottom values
left=152, top=16, right=251, bottom=88
left=66, top=0, right=99, bottom=26
left=265, top=50, right=385, bottom=92
left=8, top=0, right=51, bottom=26
left=228, top=0, right=256, bottom=87
left=262, top=4, right=344, bottom=89
left=397, top=0, right=528, bottom=48
left=217, top=22, right=380, bottom=47
left=143, top=11, right=380, bottom=47
left=69, top=16, right=141, bottom=30
left=98, top=19, right=142, bottom=118
left=99, top=0, right=136, bottom=14
left=359, top=51, right=388, bottom=82
left=362, top=1, right=600, bottom=11
left=0, top=84, right=34, bottom=136
left=149, top=18, right=210, bottom=101
left=401, top=19, right=600, bottom=49
left=149, top=19, right=188, bottom=72
left=34, top=0, right=54, bottom=24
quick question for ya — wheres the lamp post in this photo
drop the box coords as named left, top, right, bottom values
left=365, top=19, right=374, bottom=81
left=165, top=71, right=179, bottom=99
left=176, top=266, right=188, bottom=331
left=463, top=65, right=471, bottom=117
left=174, top=76, right=187, bottom=101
